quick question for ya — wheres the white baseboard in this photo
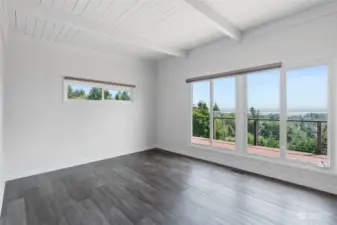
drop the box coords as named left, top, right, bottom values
left=157, top=145, right=337, bottom=195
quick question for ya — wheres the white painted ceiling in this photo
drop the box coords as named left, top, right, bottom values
left=7, top=0, right=333, bottom=59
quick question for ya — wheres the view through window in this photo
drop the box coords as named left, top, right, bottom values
left=190, top=64, right=329, bottom=167
left=104, top=89, right=131, bottom=101
left=68, top=84, right=102, bottom=100
left=286, top=65, right=328, bottom=166
left=247, top=70, right=280, bottom=157
left=66, top=83, right=133, bottom=102
left=212, top=78, right=236, bottom=150
left=192, top=81, right=210, bottom=146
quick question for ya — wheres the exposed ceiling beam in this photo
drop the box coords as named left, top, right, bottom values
left=183, top=0, right=241, bottom=41
left=8, top=0, right=187, bottom=57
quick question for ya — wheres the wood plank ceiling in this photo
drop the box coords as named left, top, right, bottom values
left=7, top=0, right=332, bottom=59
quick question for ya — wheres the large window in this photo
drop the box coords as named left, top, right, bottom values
left=286, top=65, right=328, bottom=166
left=192, top=81, right=210, bottom=146
left=212, top=78, right=236, bottom=150
left=190, top=63, right=331, bottom=168
left=247, top=70, right=280, bottom=157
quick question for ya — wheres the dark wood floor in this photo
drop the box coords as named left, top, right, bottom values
left=1, top=149, right=337, bottom=225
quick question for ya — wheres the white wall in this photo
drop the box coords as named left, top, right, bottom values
left=157, top=7, right=337, bottom=194
left=0, top=0, right=7, bottom=213
left=4, top=36, right=157, bottom=180
left=0, top=31, right=4, bottom=215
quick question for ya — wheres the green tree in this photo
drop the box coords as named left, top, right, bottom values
left=121, top=91, right=131, bottom=100
left=73, top=89, right=86, bottom=98
left=67, top=86, right=73, bottom=99
left=193, top=101, right=210, bottom=138
left=87, top=87, right=102, bottom=100
left=104, top=90, right=112, bottom=100
left=213, top=103, right=220, bottom=112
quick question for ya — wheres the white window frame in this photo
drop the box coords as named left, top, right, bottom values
left=189, top=58, right=334, bottom=172
left=63, top=79, right=134, bottom=103
left=282, top=60, right=332, bottom=169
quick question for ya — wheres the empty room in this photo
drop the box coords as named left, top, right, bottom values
left=0, top=0, right=337, bottom=224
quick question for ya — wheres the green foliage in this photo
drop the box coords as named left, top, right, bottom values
left=68, top=85, right=88, bottom=99
left=68, top=86, right=131, bottom=101
left=193, top=101, right=210, bottom=138
left=213, top=103, right=220, bottom=112
left=193, top=100, right=327, bottom=155
left=115, top=91, right=131, bottom=101
left=104, top=90, right=112, bottom=100
left=87, top=87, right=102, bottom=100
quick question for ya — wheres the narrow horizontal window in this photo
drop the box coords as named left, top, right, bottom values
left=67, top=84, right=102, bottom=101
left=64, top=77, right=134, bottom=102
left=104, top=89, right=132, bottom=101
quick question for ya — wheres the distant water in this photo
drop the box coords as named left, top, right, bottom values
left=219, top=108, right=328, bottom=114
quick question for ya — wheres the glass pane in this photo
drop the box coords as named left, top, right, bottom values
left=192, top=81, right=210, bottom=146
left=286, top=65, right=328, bottom=166
left=247, top=70, right=280, bottom=157
left=212, top=77, right=236, bottom=150
left=104, top=89, right=131, bottom=101
left=67, top=85, right=102, bottom=100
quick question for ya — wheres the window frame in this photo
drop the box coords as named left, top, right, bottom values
left=63, top=79, right=134, bottom=103
left=189, top=58, right=334, bottom=172
left=282, top=60, right=332, bottom=168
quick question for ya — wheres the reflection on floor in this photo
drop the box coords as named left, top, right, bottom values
left=1, top=149, right=336, bottom=225
left=192, top=137, right=328, bottom=165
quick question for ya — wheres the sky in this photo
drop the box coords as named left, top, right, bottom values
left=193, top=65, right=328, bottom=113
left=71, top=85, right=93, bottom=95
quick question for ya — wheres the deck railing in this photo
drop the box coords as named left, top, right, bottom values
left=193, top=116, right=327, bottom=155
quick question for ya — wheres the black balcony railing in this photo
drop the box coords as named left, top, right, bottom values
left=193, top=116, right=327, bottom=156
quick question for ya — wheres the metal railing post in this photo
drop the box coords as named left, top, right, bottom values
left=253, top=119, right=259, bottom=146
left=316, top=121, right=322, bottom=155
left=213, top=118, right=216, bottom=140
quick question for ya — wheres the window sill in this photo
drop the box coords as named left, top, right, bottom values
left=189, top=143, right=334, bottom=176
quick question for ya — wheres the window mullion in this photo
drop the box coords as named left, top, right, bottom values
left=236, top=75, right=246, bottom=154
left=280, top=69, right=287, bottom=159
left=210, top=80, right=214, bottom=146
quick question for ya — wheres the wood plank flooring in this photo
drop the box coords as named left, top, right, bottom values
left=1, top=149, right=337, bottom=225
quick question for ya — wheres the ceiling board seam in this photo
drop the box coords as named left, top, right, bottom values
left=62, top=26, right=72, bottom=42
left=32, top=17, right=38, bottom=37
left=23, top=13, right=28, bottom=35
left=117, top=0, right=152, bottom=27
left=79, top=0, right=92, bottom=16
left=69, top=28, right=80, bottom=43
left=90, top=0, right=103, bottom=15
left=51, top=22, right=55, bottom=40
left=112, top=0, right=149, bottom=27
left=61, top=0, right=68, bottom=9
left=55, top=24, right=65, bottom=41
left=9, top=0, right=187, bottom=57
left=40, top=19, right=47, bottom=38
left=71, top=0, right=80, bottom=12
left=97, top=0, right=116, bottom=20
left=154, top=5, right=177, bottom=26
left=14, top=10, right=17, bottom=29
